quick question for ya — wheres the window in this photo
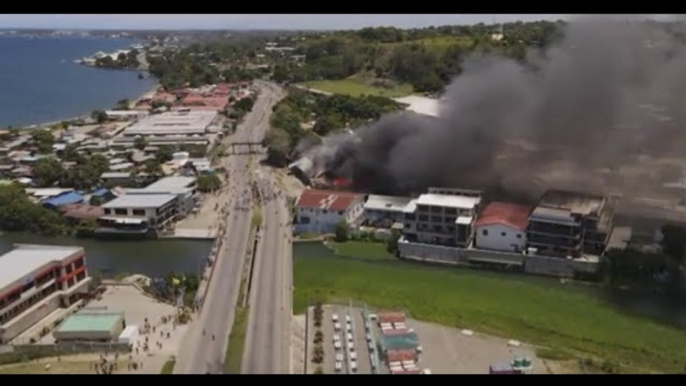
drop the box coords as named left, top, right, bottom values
left=114, top=208, right=127, bottom=216
left=105, top=208, right=113, bottom=215
left=132, top=209, right=145, bottom=216
left=445, top=217, right=456, bottom=224
left=430, top=206, right=442, bottom=213
left=431, top=216, right=441, bottom=223
left=323, top=210, right=328, bottom=214
left=338, top=211, right=344, bottom=215
left=501, top=232, right=507, bottom=237
left=445, top=208, right=457, bottom=215
left=482, top=229, right=489, bottom=236
left=516, top=234, right=522, bottom=239
left=418, top=214, right=429, bottom=222
left=65, top=265, right=73, bottom=274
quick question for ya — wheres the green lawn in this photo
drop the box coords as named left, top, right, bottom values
left=329, top=241, right=392, bottom=260
left=160, top=357, right=176, bottom=374
left=224, top=307, right=249, bottom=374
left=294, top=242, right=686, bottom=373
left=299, top=79, right=414, bottom=98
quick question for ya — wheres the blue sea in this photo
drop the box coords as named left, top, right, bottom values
left=0, top=36, right=156, bottom=127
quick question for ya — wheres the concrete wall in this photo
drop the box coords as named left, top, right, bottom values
left=1, top=295, right=61, bottom=344
left=398, top=241, right=600, bottom=278
left=0, top=341, right=130, bottom=363
left=475, top=224, right=526, bottom=252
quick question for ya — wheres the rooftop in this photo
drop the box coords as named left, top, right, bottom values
left=415, top=193, right=481, bottom=210
left=101, top=172, right=131, bottom=179
left=364, top=195, right=413, bottom=212
left=144, top=176, right=195, bottom=191
left=122, top=110, right=217, bottom=136
left=538, top=190, right=606, bottom=217
left=296, top=189, right=363, bottom=212
left=102, top=193, right=176, bottom=210
left=56, top=312, right=123, bottom=333
left=476, top=202, right=532, bottom=231
left=43, top=191, right=85, bottom=208
left=0, top=245, right=83, bottom=293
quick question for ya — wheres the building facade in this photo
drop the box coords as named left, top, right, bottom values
left=475, top=202, right=531, bottom=253
left=0, top=245, right=91, bottom=344
left=295, top=189, right=365, bottom=234
left=526, top=190, right=616, bottom=258
left=363, top=195, right=413, bottom=228
left=402, top=189, right=482, bottom=248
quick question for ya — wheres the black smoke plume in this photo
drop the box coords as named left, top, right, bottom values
left=304, top=18, right=686, bottom=201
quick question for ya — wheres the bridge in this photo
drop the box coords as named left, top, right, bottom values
left=226, top=142, right=265, bottom=155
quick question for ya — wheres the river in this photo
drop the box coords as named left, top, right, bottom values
left=0, top=233, right=212, bottom=279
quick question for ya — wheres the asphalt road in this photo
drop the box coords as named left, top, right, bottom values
left=175, top=82, right=283, bottom=374
left=242, top=173, right=293, bottom=374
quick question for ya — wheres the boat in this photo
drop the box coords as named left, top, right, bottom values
left=138, top=73, right=145, bottom=80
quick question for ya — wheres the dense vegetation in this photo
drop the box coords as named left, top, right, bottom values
left=273, top=21, right=565, bottom=94
left=95, top=49, right=140, bottom=69
left=263, top=89, right=402, bottom=166
left=32, top=154, right=110, bottom=190
left=0, top=184, right=67, bottom=235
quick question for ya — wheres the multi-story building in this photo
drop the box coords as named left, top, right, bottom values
left=99, top=193, right=177, bottom=236
left=0, top=245, right=91, bottom=344
left=295, top=189, right=365, bottom=234
left=526, top=190, right=616, bottom=258
left=126, top=176, right=197, bottom=218
left=363, top=195, right=414, bottom=228
left=402, top=189, right=482, bottom=248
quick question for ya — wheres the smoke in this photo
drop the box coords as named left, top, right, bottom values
left=303, top=17, right=686, bottom=200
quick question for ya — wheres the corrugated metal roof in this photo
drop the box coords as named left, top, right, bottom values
left=296, top=189, right=362, bottom=212
left=102, top=193, right=176, bottom=209
left=43, top=191, right=84, bottom=208
left=476, top=202, right=532, bottom=231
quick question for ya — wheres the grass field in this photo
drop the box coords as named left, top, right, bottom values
left=224, top=306, right=249, bottom=374
left=293, top=242, right=686, bottom=373
left=329, top=241, right=392, bottom=260
left=160, top=357, right=176, bottom=374
left=299, top=79, right=414, bottom=98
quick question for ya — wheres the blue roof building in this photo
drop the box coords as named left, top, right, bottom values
left=43, top=191, right=85, bottom=209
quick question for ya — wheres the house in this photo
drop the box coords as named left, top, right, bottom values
left=100, top=172, right=132, bottom=185
left=475, top=202, right=532, bottom=253
left=295, top=189, right=365, bottom=234
left=98, top=193, right=177, bottom=236
left=125, top=176, right=197, bottom=219
left=59, top=204, right=105, bottom=222
left=105, top=110, right=149, bottom=121
left=401, top=188, right=482, bottom=248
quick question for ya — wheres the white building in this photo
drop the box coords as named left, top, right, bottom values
left=125, top=176, right=197, bottom=218
left=295, top=189, right=365, bottom=234
left=474, top=202, right=532, bottom=253
left=0, top=245, right=91, bottom=344
left=402, top=188, right=482, bottom=248
left=101, top=193, right=177, bottom=231
left=363, top=195, right=413, bottom=228
left=105, top=110, right=149, bottom=121
left=121, top=110, right=217, bottom=137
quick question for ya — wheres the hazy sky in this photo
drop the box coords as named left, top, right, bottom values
left=0, top=14, right=571, bottom=30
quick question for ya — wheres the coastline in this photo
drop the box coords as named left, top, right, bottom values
left=23, top=80, right=158, bottom=130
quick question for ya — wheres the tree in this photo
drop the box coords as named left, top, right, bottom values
left=143, top=159, right=163, bottom=175
left=334, top=220, right=350, bottom=242
left=155, top=146, right=174, bottom=163
left=386, top=230, right=401, bottom=256
left=91, top=109, right=108, bottom=124
left=90, top=195, right=104, bottom=206
left=115, top=99, right=130, bottom=110
left=63, top=143, right=85, bottom=163
left=31, top=129, right=54, bottom=154
left=0, top=184, right=67, bottom=235
left=197, top=174, right=222, bottom=193
left=263, top=128, right=291, bottom=167
left=234, top=97, right=255, bottom=113
left=33, top=157, right=64, bottom=187
left=134, top=136, right=148, bottom=151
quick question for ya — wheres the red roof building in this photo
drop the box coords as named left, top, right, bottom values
left=295, top=189, right=365, bottom=234
left=474, top=202, right=532, bottom=253
left=379, top=312, right=406, bottom=324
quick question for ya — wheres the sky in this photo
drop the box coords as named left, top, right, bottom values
left=0, top=14, right=572, bottom=31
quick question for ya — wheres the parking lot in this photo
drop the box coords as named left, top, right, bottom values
left=320, top=305, right=375, bottom=374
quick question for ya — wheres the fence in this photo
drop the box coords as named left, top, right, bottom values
left=398, top=241, right=601, bottom=279
left=0, top=341, right=131, bottom=365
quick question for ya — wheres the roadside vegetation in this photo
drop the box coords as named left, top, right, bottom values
left=224, top=306, right=249, bottom=374
left=160, top=357, right=176, bottom=374
left=293, top=242, right=686, bottom=373
left=300, top=78, right=413, bottom=98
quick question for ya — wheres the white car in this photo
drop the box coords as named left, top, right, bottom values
left=333, top=322, right=341, bottom=331
left=350, top=352, right=357, bottom=361
left=335, top=353, right=344, bottom=362
left=333, top=341, right=342, bottom=350
left=332, top=314, right=339, bottom=322
left=333, top=334, right=341, bottom=342
left=345, top=315, right=351, bottom=323
left=335, top=361, right=342, bottom=372
left=350, top=361, right=358, bottom=372
left=346, top=333, right=353, bottom=342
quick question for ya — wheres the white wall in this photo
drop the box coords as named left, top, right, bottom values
left=296, top=197, right=365, bottom=232
left=475, top=224, right=526, bottom=252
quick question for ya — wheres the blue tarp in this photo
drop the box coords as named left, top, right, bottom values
left=43, top=191, right=85, bottom=208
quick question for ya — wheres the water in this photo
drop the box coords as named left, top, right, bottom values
left=0, top=233, right=212, bottom=279
left=0, top=36, right=156, bottom=127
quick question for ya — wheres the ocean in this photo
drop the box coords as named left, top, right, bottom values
left=0, top=35, right=156, bottom=127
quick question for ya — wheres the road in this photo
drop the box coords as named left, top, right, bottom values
left=242, top=171, right=293, bottom=374
left=175, top=81, right=284, bottom=374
